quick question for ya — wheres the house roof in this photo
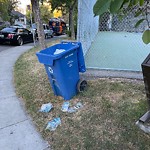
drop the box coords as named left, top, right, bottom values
left=11, top=10, right=25, bottom=17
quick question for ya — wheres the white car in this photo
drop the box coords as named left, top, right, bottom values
left=31, top=23, right=54, bottom=39
left=43, top=24, right=54, bottom=39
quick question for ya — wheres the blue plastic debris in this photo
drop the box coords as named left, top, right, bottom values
left=61, top=101, right=70, bottom=112
left=46, top=117, right=61, bottom=131
left=62, top=102, right=84, bottom=113
left=39, top=103, right=53, bottom=113
left=68, top=107, right=76, bottom=113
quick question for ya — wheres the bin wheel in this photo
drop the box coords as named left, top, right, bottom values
left=77, top=79, right=87, bottom=92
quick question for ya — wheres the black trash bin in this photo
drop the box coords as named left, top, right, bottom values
left=138, top=53, right=150, bottom=123
left=142, top=53, right=150, bottom=108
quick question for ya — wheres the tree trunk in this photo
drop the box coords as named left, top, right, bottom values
left=31, top=0, right=46, bottom=49
left=69, top=8, right=75, bottom=39
left=69, top=0, right=77, bottom=40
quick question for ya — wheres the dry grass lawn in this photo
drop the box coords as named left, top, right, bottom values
left=14, top=40, right=150, bottom=150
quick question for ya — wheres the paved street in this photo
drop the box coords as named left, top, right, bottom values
left=0, top=35, right=67, bottom=52
left=0, top=45, right=13, bottom=52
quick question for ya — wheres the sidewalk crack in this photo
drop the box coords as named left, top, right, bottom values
left=0, top=95, right=16, bottom=100
left=0, top=119, right=28, bottom=130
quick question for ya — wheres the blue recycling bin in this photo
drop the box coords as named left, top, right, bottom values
left=36, top=41, right=86, bottom=100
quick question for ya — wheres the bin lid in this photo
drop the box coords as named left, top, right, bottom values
left=36, top=41, right=86, bottom=73
left=36, top=43, right=79, bottom=66
left=142, top=53, right=150, bottom=67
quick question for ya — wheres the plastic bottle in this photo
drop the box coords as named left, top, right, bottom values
left=68, top=102, right=83, bottom=113
left=74, top=102, right=83, bottom=110
left=61, top=101, right=70, bottom=112
left=46, top=117, right=61, bottom=131
left=68, top=107, right=76, bottom=113
left=39, top=103, right=53, bottom=113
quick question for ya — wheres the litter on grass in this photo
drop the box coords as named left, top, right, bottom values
left=61, top=101, right=70, bottom=112
left=46, top=117, right=61, bottom=131
left=68, top=107, right=76, bottom=113
left=68, top=102, right=84, bottom=113
left=74, top=102, right=83, bottom=110
left=39, top=103, right=53, bottom=113
left=61, top=101, right=84, bottom=113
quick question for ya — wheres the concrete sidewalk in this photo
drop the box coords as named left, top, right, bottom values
left=0, top=46, right=50, bottom=150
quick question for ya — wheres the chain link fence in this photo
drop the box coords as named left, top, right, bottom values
left=77, top=0, right=99, bottom=55
left=84, top=4, right=150, bottom=79
left=99, top=5, right=149, bottom=32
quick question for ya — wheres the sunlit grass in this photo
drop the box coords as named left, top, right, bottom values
left=14, top=40, right=150, bottom=150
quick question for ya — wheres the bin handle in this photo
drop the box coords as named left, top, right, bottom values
left=61, top=41, right=69, bottom=44
left=61, top=41, right=78, bottom=45
left=52, top=78, right=56, bottom=82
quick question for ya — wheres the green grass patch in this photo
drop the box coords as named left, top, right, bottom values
left=14, top=40, right=150, bottom=150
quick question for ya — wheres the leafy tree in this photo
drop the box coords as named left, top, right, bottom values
left=93, top=0, right=150, bottom=44
left=0, top=0, right=19, bottom=22
left=48, top=0, right=78, bottom=39
left=31, top=0, right=46, bottom=49
left=0, top=0, right=9, bottom=21
left=40, top=4, right=53, bottom=23
left=26, top=7, right=34, bottom=26
left=9, top=0, right=20, bottom=24
left=26, top=4, right=52, bottom=25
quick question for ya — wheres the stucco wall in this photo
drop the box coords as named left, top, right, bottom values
left=77, top=0, right=99, bottom=54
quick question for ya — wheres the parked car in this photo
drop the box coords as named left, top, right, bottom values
left=31, top=23, right=54, bottom=39
left=0, top=26, right=35, bottom=46
left=43, top=24, right=54, bottom=39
